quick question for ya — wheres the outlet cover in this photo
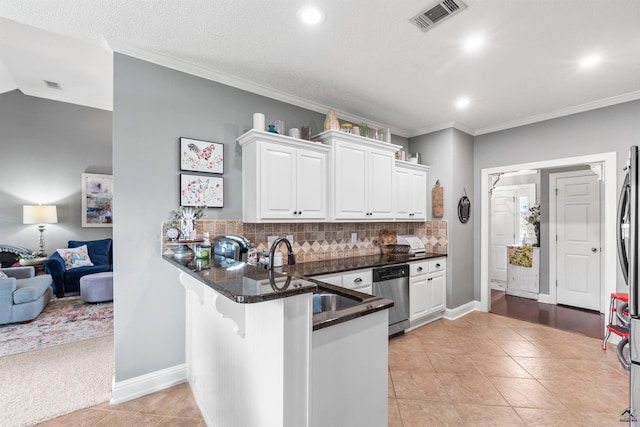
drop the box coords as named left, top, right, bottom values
left=286, top=235, right=293, bottom=243
left=267, top=236, right=278, bottom=248
left=351, top=232, right=357, bottom=243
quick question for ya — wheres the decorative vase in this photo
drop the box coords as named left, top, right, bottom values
left=534, top=222, right=540, bottom=247
left=324, top=109, right=340, bottom=131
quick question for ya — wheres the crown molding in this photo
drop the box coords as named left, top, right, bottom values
left=407, top=120, right=474, bottom=138
left=475, top=90, right=640, bottom=136
left=102, top=37, right=411, bottom=138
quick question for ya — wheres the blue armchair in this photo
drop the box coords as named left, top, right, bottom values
left=44, top=238, right=113, bottom=297
left=0, top=266, right=53, bottom=324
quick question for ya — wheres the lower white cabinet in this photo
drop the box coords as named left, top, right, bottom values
left=312, top=268, right=373, bottom=295
left=409, top=258, right=446, bottom=322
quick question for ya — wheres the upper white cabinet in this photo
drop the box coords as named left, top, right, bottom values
left=238, top=130, right=329, bottom=222
left=314, top=130, right=400, bottom=221
left=395, top=161, right=429, bottom=221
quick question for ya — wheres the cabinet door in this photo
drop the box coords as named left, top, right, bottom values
left=427, top=274, right=446, bottom=313
left=368, top=149, right=394, bottom=219
left=409, top=275, right=428, bottom=320
left=410, top=169, right=427, bottom=220
left=259, top=143, right=297, bottom=219
left=395, top=167, right=411, bottom=219
left=334, top=142, right=368, bottom=219
left=297, top=149, right=327, bottom=219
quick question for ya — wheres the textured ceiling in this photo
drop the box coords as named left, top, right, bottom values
left=1, top=0, right=640, bottom=136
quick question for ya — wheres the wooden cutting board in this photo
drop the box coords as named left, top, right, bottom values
left=432, top=180, right=443, bottom=218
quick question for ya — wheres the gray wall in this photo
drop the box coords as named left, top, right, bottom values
left=0, top=90, right=112, bottom=255
left=112, top=54, right=328, bottom=382
left=474, top=99, right=640, bottom=300
left=408, top=127, right=475, bottom=308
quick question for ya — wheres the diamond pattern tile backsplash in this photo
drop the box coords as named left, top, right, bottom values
left=194, top=221, right=447, bottom=263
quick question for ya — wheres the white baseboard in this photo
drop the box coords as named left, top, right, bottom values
left=110, top=364, right=188, bottom=404
left=443, top=300, right=482, bottom=320
left=537, top=293, right=553, bottom=304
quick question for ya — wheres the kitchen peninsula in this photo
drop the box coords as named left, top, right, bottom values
left=164, top=254, right=393, bottom=427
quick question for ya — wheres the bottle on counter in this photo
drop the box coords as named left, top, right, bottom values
left=195, top=232, right=211, bottom=259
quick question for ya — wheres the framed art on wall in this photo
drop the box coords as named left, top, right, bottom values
left=180, top=174, right=223, bottom=207
left=180, top=137, right=224, bottom=174
left=82, top=173, right=113, bottom=227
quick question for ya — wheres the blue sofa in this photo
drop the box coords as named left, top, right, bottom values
left=45, top=238, right=113, bottom=297
left=0, top=266, right=53, bottom=324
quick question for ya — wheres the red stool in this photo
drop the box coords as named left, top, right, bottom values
left=602, top=292, right=629, bottom=350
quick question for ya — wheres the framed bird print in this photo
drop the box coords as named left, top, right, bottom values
left=180, top=137, right=224, bottom=174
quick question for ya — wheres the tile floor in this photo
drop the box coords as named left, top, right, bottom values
left=38, top=311, right=629, bottom=426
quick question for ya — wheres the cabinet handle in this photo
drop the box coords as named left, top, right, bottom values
left=428, top=278, right=433, bottom=281
left=435, top=263, right=441, bottom=268
left=354, top=278, right=362, bottom=283
left=417, top=267, right=423, bottom=272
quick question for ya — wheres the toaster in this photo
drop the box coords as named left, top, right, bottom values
left=213, top=235, right=250, bottom=261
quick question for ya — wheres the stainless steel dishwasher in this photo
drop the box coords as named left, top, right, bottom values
left=372, top=264, right=410, bottom=337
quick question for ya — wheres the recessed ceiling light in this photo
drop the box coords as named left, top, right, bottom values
left=455, top=96, right=471, bottom=109
left=297, top=6, right=326, bottom=26
left=463, top=34, right=485, bottom=52
left=579, top=54, right=602, bottom=69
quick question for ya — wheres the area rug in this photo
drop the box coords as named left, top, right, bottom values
left=0, top=296, right=113, bottom=357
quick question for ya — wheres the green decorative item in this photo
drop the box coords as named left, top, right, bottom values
left=358, top=123, right=368, bottom=137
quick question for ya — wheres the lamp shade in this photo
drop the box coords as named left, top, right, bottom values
left=23, top=205, right=58, bottom=225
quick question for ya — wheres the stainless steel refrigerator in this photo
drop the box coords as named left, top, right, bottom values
left=619, top=146, right=640, bottom=418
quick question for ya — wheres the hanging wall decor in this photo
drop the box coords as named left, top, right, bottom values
left=81, top=173, right=113, bottom=227
left=180, top=137, right=224, bottom=174
left=432, top=180, right=443, bottom=218
left=458, top=188, right=471, bottom=223
left=180, top=174, right=223, bottom=207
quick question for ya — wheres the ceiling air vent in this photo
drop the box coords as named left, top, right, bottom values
left=410, top=0, right=467, bottom=32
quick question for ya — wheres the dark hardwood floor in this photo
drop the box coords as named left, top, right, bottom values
left=490, top=289, right=605, bottom=339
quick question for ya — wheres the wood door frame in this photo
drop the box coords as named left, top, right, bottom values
left=548, top=170, right=603, bottom=308
left=480, top=152, right=616, bottom=331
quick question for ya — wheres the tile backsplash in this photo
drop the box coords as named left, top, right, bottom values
left=194, top=220, right=447, bottom=263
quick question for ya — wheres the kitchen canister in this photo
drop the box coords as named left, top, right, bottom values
left=253, top=113, right=265, bottom=131
left=274, top=120, right=285, bottom=135
left=408, top=153, right=420, bottom=164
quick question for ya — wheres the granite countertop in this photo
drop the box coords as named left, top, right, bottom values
left=282, top=252, right=447, bottom=277
left=163, top=251, right=446, bottom=330
left=163, top=254, right=316, bottom=303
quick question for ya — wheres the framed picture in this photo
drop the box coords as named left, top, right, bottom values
left=180, top=174, right=223, bottom=207
left=82, top=173, right=113, bottom=227
left=180, top=137, right=224, bottom=174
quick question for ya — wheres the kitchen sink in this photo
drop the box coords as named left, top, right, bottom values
left=313, top=290, right=360, bottom=313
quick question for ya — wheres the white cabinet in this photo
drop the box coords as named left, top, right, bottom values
left=409, top=258, right=446, bottom=322
left=395, top=161, right=429, bottom=220
left=314, top=130, right=400, bottom=221
left=313, top=268, right=373, bottom=295
left=238, top=130, right=329, bottom=222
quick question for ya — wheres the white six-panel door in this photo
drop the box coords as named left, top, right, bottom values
left=555, top=173, right=601, bottom=310
left=491, top=188, right=516, bottom=283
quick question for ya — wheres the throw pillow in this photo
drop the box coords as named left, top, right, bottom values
left=56, top=245, right=94, bottom=270
left=0, top=271, right=7, bottom=278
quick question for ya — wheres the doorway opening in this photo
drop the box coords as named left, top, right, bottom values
left=480, top=152, right=617, bottom=336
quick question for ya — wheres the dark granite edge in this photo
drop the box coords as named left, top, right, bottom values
left=163, top=255, right=316, bottom=304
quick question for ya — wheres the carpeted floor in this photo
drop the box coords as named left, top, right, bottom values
left=0, top=296, right=113, bottom=357
left=0, top=335, right=114, bottom=427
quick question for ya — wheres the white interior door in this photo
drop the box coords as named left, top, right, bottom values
left=556, top=173, right=601, bottom=310
left=491, top=189, right=516, bottom=283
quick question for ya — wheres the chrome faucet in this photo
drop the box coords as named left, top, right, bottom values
left=269, top=237, right=296, bottom=270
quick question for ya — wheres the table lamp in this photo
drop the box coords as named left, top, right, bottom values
left=23, top=205, right=58, bottom=257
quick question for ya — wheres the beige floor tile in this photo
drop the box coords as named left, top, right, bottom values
left=468, top=354, right=532, bottom=378
left=156, top=417, right=204, bottom=426
left=389, top=371, right=396, bottom=398
left=94, top=410, right=156, bottom=426
left=138, top=384, right=202, bottom=419
left=390, top=370, right=451, bottom=401
left=513, top=356, right=579, bottom=380
left=457, top=337, right=509, bottom=356
left=454, top=403, right=526, bottom=426
left=388, top=398, right=403, bottom=427
left=36, top=408, right=111, bottom=426
left=489, top=377, right=566, bottom=410
left=417, top=334, right=468, bottom=354
left=396, top=398, right=464, bottom=427
left=493, top=339, right=551, bottom=358
left=468, top=326, right=527, bottom=341
left=538, top=377, right=626, bottom=414
left=515, top=407, right=623, bottom=426
left=389, top=349, right=435, bottom=371
left=428, top=353, right=482, bottom=374
left=438, top=373, right=509, bottom=406
left=389, top=335, right=426, bottom=353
